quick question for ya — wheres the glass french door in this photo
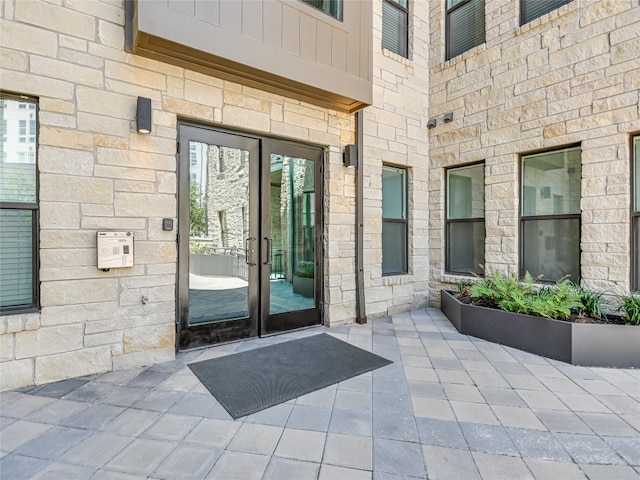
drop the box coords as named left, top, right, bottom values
left=177, top=125, right=322, bottom=349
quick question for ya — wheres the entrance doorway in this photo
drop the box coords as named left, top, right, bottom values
left=177, top=124, right=323, bottom=349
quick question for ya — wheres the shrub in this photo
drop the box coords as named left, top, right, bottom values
left=294, top=261, right=314, bottom=278
left=572, top=283, right=604, bottom=319
left=619, top=294, right=640, bottom=326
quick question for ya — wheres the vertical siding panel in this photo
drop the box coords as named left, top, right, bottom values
left=359, top=2, right=370, bottom=81
left=242, top=0, right=263, bottom=42
left=168, top=0, right=194, bottom=16
left=316, top=21, right=331, bottom=67
left=299, top=13, right=317, bottom=61
left=332, top=29, right=347, bottom=73
left=281, top=4, right=300, bottom=55
left=220, top=0, right=242, bottom=34
left=262, top=1, right=282, bottom=48
left=195, top=0, right=220, bottom=26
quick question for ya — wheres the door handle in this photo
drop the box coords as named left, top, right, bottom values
left=264, top=237, right=272, bottom=265
left=245, top=237, right=257, bottom=265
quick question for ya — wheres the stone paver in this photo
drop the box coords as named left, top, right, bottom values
left=0, top=308, right=638, bottom=479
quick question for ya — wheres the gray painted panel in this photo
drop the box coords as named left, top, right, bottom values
left=242, top=0, right=262, bottom=42
left=220, top=0, right=242, bottom=34
left=281, top=3, right=300, bottom=56
left=262, top=1, right=282, bottom=48
left=195, top=0, right=219, bottom=25
left=316, top=21, right=332, bottom=67
left=572, top=324, right=640, bottom=368
left=299, top=13, right=317, bottom=61
left=332, top=28, right=347, bottom=72
left=168, top=0, right=193, bottom=16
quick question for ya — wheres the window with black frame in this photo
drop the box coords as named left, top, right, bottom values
left=521, top=0, right=572, bottom=25
left=446, top=163, right=485, bottom=275
left=633, top=135, right=640, bottom=291
left=300, top=0, right=342, bottom=21
left=521, top=146, right=581, bottom=283
left=382, top=0, right=409, bottom=58
left=0, top=94, right=38, bottom=313
left=446, top=0, right=485, bottom=60
left=382, top=165, right=408, bottom=275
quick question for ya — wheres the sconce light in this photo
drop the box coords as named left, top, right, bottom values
left=136, top=96, right=152, bottom=134
left=443, top=112, right=453, bottom=123
left=427, top=118, right=437, bottom=129
left=343, top=144, right=358, bottom=168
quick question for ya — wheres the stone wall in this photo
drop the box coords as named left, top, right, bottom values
left=428, top=0, right=640, bottom=305
left=0, top=0, right=357, bottom=390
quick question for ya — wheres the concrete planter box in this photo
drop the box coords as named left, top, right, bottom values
left=293, top=275, right=314, bottom=298
left=441, top=290, right=640, bottom=368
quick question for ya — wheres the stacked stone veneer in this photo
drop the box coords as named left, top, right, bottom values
left=427, top=0, right=640, bottom=305
left=0, top=0, right=435, bottom=390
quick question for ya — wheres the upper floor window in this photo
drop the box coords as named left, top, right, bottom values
left=446, top=163, right=485, bottom=275
left=382, top=165, right=408, bottom=275
left=300, top=0, right=342, bottom=21
left=382, top=0, right=409, bottom=58
left=446, top=0, right=485, bottom=60
left=521, top=0, right=572, bottom=25
left=0, top=94, right=39, bottom=314
left=633, top=136, right=640, bottom=290
left=520, top=146, right=581, bottom=283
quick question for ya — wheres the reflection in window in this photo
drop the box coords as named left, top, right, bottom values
left=300, top=0, right=342, bottom=21
left=382, top=165, right=408, bottom=275
left=446, top=163, right=485, bottom=275
left=521, top=146, right=581, bottom=282
left=0, top=95, right=38, bottom=313
left=633, top=136, right=640, bottom=290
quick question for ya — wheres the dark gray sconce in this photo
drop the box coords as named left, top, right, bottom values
left=443, top=112, right=453, bottom=123
left=427, top=118, right=437, bottom=129
left=136, top=96, right=152, bottom=134
left=344, top=144, right=357, bottom=168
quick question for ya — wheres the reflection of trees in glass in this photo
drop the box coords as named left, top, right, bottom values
left=190, top=183, right=207, bottom=237
left=0, top=166, right=36, bottom=203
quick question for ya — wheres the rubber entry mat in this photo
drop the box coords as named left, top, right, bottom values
left=188, top=333, right=392, bottom=419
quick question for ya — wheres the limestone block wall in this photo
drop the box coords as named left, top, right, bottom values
left=359, top=0, right=431, bottom=318
left=427, top=0, right=640, bottom=305
left=0, top=0, right=355, bottom=390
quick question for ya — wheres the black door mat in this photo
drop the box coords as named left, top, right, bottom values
left=188, top=333, right=392, bottom=419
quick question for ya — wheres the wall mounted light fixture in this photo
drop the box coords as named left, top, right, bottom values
left=344, top=144, right=358, bottom=168
left=443, top=112, right=453, bottom=123
left=136, top=96, right=152, bottom=134
left=427, top=118, right=437, bottom=129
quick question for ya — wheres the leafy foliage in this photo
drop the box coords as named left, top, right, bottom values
left=294, top=261, right=314, bottom=278
left=571, top=283, right=604, bottom=319
left=469, top=271, right=581, bottom=320
left=618, top=294, right=640, bottom=326
left=190, top=184, right=207, bottom=237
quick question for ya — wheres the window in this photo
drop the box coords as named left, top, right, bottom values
left=633, top=136, right=640, bottom=290
left=446, top=164, right=485, bottom=275
left=0, top=95, right=38, bottom=313
left=446, top=0, right=485, bottom=60
left=521, top=0, right=572, bottom=24
left=382, top=0, right=408, bottom=58
left=521, top=146, right=581, bottom=283
left=382, top=165, right=408, bottom=275
left=300, top=0, right=342, bottom=21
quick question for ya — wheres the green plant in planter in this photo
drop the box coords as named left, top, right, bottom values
left=618, top=294, right=640, bottom=326
left=571, top=283, right=605, bottom=319
left=294, top=262, right=314, bottom=278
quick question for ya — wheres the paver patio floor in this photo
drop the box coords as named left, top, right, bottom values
left=1, top=308, right=639, bottom=479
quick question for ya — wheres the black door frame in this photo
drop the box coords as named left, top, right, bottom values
left=176, top=123, right=324, bottom=350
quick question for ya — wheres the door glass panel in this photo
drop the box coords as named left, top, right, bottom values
left=188, top=142, right=250, bottom=324
left=269, top=154, right=315, bottom=314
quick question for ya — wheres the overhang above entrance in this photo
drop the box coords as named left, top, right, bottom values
left=125, top=0, right=372, bottom=114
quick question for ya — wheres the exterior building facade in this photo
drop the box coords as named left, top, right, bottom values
left=0, top=0, right=638, bottom=391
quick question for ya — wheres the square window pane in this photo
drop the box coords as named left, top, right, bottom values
left=382, top=166, right=406, bottom=219
left=522, top=218, right=580, bottom=282
left=447, top=164, right=484, bottom=219
left=522, top=146, right=581, bottom=216
left=522, top=0, right=572, bottom=24
left=448, top=0, right=485, bottom=59
left=382, top=221, right=407, bottom=274
left=447, top=221, right=485, bottom=275
left=0, top=210, right=33, bottom=308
